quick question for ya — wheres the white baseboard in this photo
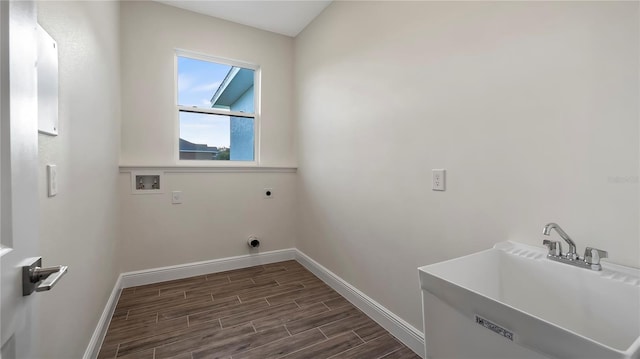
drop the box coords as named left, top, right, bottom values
left=83, top=274, right=122, bottom=359
left=295, top=250, right=426, bottom=358
left=83, top=248, right=425, bottom=359
left=120, top=248, right=296, bottom=288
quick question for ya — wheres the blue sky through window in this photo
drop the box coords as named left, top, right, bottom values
left=178, top=56, right=231, bottom=147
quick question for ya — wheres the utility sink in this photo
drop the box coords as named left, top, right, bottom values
left=419, top=241, right=640, bottom=359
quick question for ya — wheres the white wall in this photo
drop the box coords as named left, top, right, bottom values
left=37, top=1, right=121, bottom=357
left=118, top=2, right=297, bottom=272
left=295, top=1, right=639, bottom=331
left=119, top=171, right=296, bottom=271
left=120, top=1, right=295, bottom=166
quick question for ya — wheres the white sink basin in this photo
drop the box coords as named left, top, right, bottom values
left=419, top=241, right=640, bottom=359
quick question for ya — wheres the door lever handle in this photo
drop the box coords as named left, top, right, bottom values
left=22, top=257, right=69, bottom=296
left=30, top=266, right=63, bottom=282
left=34, top=265, right=67, bottom=292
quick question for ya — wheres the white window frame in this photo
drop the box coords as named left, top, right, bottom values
left=174, top=49, right=261, bottom=166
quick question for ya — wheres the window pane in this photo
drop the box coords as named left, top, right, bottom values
left=177, top=56, right=230, bottom=108
left=177, top=56, right=254, bottom=114
left=230, top=116, right=254, bottom=161
left=179, top=112, right=254, bottom=161
left=177, top=54, right=256, bottom=161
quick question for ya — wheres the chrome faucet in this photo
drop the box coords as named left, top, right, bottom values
left=542, top=222, right=608, bottom=271
left=543, top=223, right=578, bottom=260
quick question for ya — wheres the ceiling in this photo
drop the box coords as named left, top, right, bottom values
left=155, top=1, right=332, bottom=37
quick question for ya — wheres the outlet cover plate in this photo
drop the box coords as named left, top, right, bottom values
left=264, top=188, right=274, bottom=199
left=432, top=169, right=446, bottom=191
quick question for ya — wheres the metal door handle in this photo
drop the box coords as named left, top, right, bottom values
left=22, top=257, right=68, bottom=295
left=31, top=265, right=63, bottom=282
left=34, top=265, right=67, bottom=292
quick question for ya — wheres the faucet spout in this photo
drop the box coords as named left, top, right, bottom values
left=543, top=223, right=578, bottom=259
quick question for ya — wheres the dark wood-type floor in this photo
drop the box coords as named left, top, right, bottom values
left=97, top=260, right=420, bottom=359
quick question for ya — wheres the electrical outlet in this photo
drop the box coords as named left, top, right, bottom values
left=264, top=188, right=274, bottom=199
left=432, top=169, right=446, bottom=191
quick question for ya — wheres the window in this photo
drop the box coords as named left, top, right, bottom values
left=176, top=51, right=258, bottom=162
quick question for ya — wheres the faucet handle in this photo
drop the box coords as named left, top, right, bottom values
left=543, top=239, right=562, bottom=257
left=584, top=247, right=608, bottom=265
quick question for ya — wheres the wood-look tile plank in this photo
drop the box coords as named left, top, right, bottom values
left=188, top=298, right=270, bottom=327
left=160, top=275, right=230, bottom=296
left=97, top=344, right=118, bottom=359
left=129, top=276, right=207, bottom=299
left=120, top=287, right=136, bottom=296
left=126, top=292, right=213, bottom=318
left=116, top=321, right=222, bottom=357
left=184, top=278, right=255, bottom=299
left=280, top=331, right=364, bottom=359
left=104, top=317, right=187, bottom=347
left=205, top=266, right=266, bottom=282
left=264, top=283, right=334, bottom=305
left=323, top=296, right=351, bottom=309
left=161, top=354, right=193, bottom=359
left=353, top=319, right=387, bottom=342
left=188, top=279, right=277, bottom=300
left=277, top=273, right=321, bottom=286
left=286, top=305, right=361, bottom=335
left=252, top=302, right=330, bottom=331
left=238, top=283, right=305, bottom=302
left=379, top=347, right=422, bottom=359
left=253, top=270, right=318, bottom=286
left=328, top=333, right=402, bottom=359
left=118, top=287, right=159, bottom=301
left=232, top=328, right=327, bottom=359
left=120, top=286, right=147, bottom=295
left=318, top=313, right=372, bottom=339
left=155, top=322, right=256, bottom=359
left=294, top=290, right=342, bottom=307
left=220, top=302, right=299, bottom=328
left=107, top=311, right=158, bottom=331
left=110, top=309, right=128, bottom=322
left=115, top=347, right=155, bottom=359
left=321, top=311, right=386, bottom=342
left=116, top=291, right=185, bottom=310
left=227, top=264, right=287, bottom=281
left=135, top=275, right=207, bottom=292
left=190, top=325, right=290, bottom=359
left=159, top=295, right=240, bottom=321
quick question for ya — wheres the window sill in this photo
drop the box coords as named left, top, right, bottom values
left=119, top=165, right=297, bottom=173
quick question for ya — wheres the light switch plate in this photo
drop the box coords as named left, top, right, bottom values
left=47, top=164, right=57, bottom=197
left=172, top=191, right=182, bottom=204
